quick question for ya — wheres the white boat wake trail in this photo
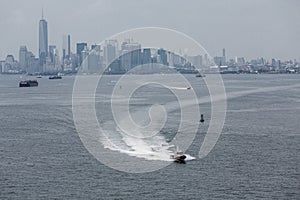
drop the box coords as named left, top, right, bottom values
left=101, top=116, right=196, bottom=162
left=100, top=83, right=300, bottom=162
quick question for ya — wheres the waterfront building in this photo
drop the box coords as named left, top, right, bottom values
left=214, top=56, right=223, bottom=66
left=157, top=48, right=168, bottom=66
left=76, top=42, right=87, bottom=65
left=142, top=48, right=151, bottom=65
left=104, top=40, right=117, bottom=67
left=0, top=60, right=4, bottom=73
left=89, top=44, right=102, bottom=72
left=187, top=55, right=203, bottom=68
left=19, top=46, right=28, bottom=71
left=48, top=45, right=56, bottom=64
left=81, top=49, right=89, bottom=72
left=28, top=56, right=40, bottom=74
left=88, top=50, right=101, bottom=73
left=236, top=57, right=245, bottom=66
left=1, top=54, right=20, bottom=73
left=222, top=48, right=226, bottom=65
left=67, top=35, right=71, bottom=57
left=91, top=44, right=101, bottom=52
left=6, top=54, right=14, bottom=64
left=70, top=53, right=78, bottom=71
left=120, top=39, right=142, bottom=71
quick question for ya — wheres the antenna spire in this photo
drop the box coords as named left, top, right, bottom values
left=42, top=7, right=44, bottom=19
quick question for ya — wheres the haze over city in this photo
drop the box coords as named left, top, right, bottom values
left=1, top=0, right=299, bottom=61
left=1, top=1, right=300, bottom=199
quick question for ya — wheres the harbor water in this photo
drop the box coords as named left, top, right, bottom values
left=0, top=74, right=299, bottom=199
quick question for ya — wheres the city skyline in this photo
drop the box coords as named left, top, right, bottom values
left=0, top=12, right=299, bottom=74
left=0, top=9, right=299, bottom=75
left=0, top=0, right=299, bottom=61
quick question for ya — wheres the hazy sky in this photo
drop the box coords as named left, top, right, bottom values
left=0, top=0, right=299, bottom=61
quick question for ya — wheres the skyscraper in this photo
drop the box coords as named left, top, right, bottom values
left=157, top=48, right=168, bottom=66
left=19, top=46, right=28, bottom=71
left=67, top=35, right=71, bottom=57
left=104, top=40, right=117, bottom=67
left=39, top=13, right=48, bottom=68
left=62, top=34, right=71, bottom=60
left=49, top=45, right=56, bottom=63
left=120, top=39, right=141, bottom=70
left=142, top=48, right=151, bottom=64
left=222, top=48, right=226, bottom=65
left=76, top=42, right=87, bottom=65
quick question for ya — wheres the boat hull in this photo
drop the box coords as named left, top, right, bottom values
left=19, top=80, right=38, bottom=87
left=174, top=155, right=186, bottom=163
left=49, top=76, right=62, bottom=79
left=171, top=154, right=186, bottom=164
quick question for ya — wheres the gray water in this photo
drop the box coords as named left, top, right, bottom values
left=0, top=74, right=299, bottom=199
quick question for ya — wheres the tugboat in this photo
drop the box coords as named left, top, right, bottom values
left=19, top=80, right=38, bottom=87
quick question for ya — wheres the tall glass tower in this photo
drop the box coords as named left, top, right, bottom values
left=39, top=12, right=48, bottom=67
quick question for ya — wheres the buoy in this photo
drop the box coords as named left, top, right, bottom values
left=200, top=114, right=204, bottom=123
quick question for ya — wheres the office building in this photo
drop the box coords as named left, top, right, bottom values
left=104, top=40, right=117, bottom=67
left=187, top=55, right=203, bottom=68
left=19, top=46, right=28, bottom=71
left=222, top=48, right=226, bottom=64
left=157, top=48, right=168, bottom=66
left=49, top=45, right=56, bottom=64
left=39, top=14, right=48, bottom=68
left=120, top=39, right=141, bottom=70
left=62, top=34, right=71, bottom=59
left=76, top=42, right=87, bottom=65
left=142, top=48, right=151, bottom=64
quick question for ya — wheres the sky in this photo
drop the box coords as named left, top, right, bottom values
left=0, top=0, right=299, bottom=61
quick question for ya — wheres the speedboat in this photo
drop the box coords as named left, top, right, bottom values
left=170, top=151, right=186, bottom=163
left=170, top=146, right=186, bottom=164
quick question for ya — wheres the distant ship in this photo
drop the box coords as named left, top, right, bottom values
left=49, top=75, right=62, bottom=79
left=19, top=80, right=38, bottom=87
left=196, top=73, right=206, bottom=77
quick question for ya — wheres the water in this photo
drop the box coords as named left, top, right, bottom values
left=0, top=74, right=299, bottom=199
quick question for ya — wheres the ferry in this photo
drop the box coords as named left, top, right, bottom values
left=19, top=80, right=38, bottom=87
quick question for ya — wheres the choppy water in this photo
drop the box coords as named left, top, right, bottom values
left=0, top=74, right=299, bottom=199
